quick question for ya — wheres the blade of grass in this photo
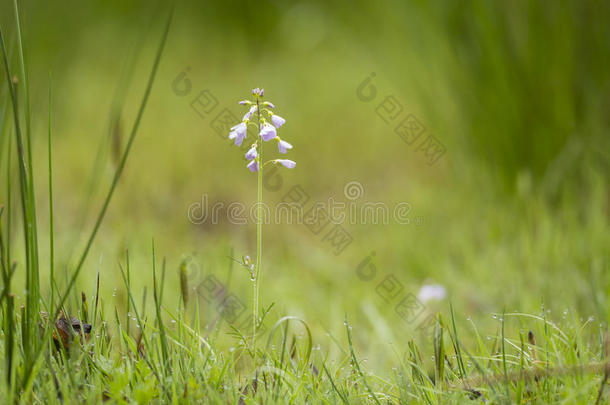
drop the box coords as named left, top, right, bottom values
left=449, top=301, right=467, bottom=378
left=47, top=77, right=54, bottom=312
left=344, top=315, right=381, bottom=405
left=13, top=0, right=41, bottom=362
left=501, top=310, right=510, bottom=400
left=0, top=22, right=36, bottom=365
left=119, top=258, right=161, bottom=383
left=152, top=240, right=170, bottom=373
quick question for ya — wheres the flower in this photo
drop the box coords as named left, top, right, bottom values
left=277, top=139, right=292, bottom=154
left=247, top=160, right=259, bottom=172
left=271, top=114, right=286, bottom=128
left=239, top=100, right=252, bottom=105
left=275, top=159, right=296, bottom=169
left=417, top=284, right=447, bottom=304
left=245, top=146, right=258, bottom=161
left=229, top=122, right=247, bottom=146
left=243, top=105, right=257, bottom=121
left=263, top=101, right=275, bottom=108
left=259, top=123, right=277, bottom=141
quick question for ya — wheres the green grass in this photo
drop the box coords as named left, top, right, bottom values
left=0, top=0, right=609, bottom=403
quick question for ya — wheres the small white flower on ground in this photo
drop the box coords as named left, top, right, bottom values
left=259, top=123, right=277, bottom=141
left=275, top=159, right=296, bottom=169
left=229, top=122, right=247, bottom=146
left=417, top=284, right=447, bottom=304
left=245, top=146, right=258, bottom=161
left=271, top=114, right=286, bottom=128
left=277, top=139, right=292, bottom=154
left=247, top=160, right=259, bottom=172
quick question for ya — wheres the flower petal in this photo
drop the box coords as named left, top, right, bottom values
left=271, top=114, right=286, bottom=128
left=247, top=160, right=259, bottom=172
left=259, top=123, right=277, bottom=141
left=277, top=139, right=293, bottom=154
left=276, top=159, right=296, bottom=169
left=245, top=146, right=258, bottom=161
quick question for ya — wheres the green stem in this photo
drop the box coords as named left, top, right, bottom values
left=253, top=97, right=263, bottom=357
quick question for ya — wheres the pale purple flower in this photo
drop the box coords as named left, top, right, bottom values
left=229, top=122, right=247, bottom=146
left=259, top=123, right=277, bottom=141
left=252, top=88, right=260, bottom=95
left=263, top=101, right=275, bottom=109
left=277, top=139, right=292, bottom=154
left=247, top=160, right=259, bottom=172
left=239, top=100, right=252, bottom=105
left=275, top=159, right=296, bottom=169
left=259, top=88, right=264, bottom=96
left=271, top=114, right=286, bottom=128
left=243, top=105, right=257, bottom=121
left=245, top=146, right=258, bottom=161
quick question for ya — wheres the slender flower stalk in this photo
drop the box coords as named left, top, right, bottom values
left=254, top=95, right=263, bottom=352
left=226, top=88, right=294, bottom=356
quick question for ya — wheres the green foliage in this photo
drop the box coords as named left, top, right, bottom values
left=0, top=0, right=608, bottom=403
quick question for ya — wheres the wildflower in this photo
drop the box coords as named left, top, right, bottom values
left=228, top=88, right=294, bottom=172
left=417, top=284, right=446, bottom=304
left=243, top=105, right=257, bottom=121
left=274, top=159, right=296, bottom=169
left=229, top=122, right=247, bottom=146
left=224, top=88, right=296, bottom=352
left=270, top=113, right=286, bottom=128
left=247, top=160, right=259, bottom=172
left=259, top=123, right=277, bottom=141
left=277, top=139, right=292, bottom=154
left=245, top=146, right=258, bottom=161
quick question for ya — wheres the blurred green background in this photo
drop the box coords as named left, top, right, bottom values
left=1, top=0, right=609, bottom=370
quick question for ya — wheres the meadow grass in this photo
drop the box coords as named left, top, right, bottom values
left=0, top=1, right=609, bottom=404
